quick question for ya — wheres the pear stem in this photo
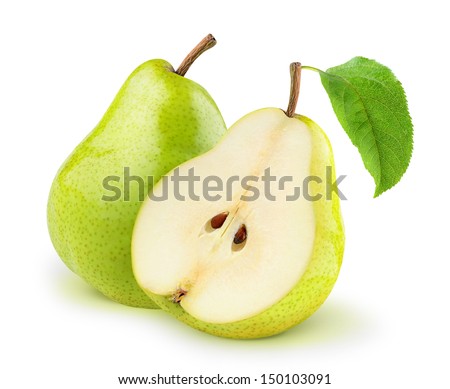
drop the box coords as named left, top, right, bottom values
left=175, top=34, right=217, bottom=77
left=285, top=62, right=302, bottom=118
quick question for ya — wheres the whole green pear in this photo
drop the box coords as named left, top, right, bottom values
left=48, top=35, right=226, bottom=308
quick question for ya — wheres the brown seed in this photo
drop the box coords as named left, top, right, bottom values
left=172, top=288, right=188, bottom=304
left=233, top=224, right=247, bottom=244
left=210, top=211, right=229, bottom=229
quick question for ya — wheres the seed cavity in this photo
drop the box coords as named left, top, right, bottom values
left=172, top=288, right=188, bottom=304
left=233, top=224, right=247, bottom=244
left=210, top=212, right=229, bottom=229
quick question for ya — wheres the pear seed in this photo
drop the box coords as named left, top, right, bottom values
left=233, top=224, right=247, bottom=244
left=210, top=212, right=229, bottom=229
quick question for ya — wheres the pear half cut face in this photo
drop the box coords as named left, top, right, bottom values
left=132, top=109, right=325, bottom=324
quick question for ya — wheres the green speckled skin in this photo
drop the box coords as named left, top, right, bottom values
left=47, top=59, right=226, bottom=308
left=147, top=115, right=344, bottom=337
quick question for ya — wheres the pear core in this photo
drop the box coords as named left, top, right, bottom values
left=132, top=109, right=318, bottom=323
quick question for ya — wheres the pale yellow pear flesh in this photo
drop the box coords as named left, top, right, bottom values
left=132, top=108, right=344, bottom=338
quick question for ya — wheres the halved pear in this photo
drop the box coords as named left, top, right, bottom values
left=132, top=64, right=344, bottom=338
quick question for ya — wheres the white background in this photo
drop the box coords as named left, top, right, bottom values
left=1, top=1, right=449, bottom=388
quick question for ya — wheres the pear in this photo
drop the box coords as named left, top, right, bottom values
left=48, top=35, right=226, bottom=308
left=132, top=63, right=345, bottom=337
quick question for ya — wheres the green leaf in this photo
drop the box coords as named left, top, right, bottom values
left=317, top=57, right=413, bottom=197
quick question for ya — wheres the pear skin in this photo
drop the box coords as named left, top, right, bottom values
left=48, top=36, right=226, bottom=308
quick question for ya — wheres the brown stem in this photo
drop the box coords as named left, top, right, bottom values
left=285, top=62, right=302, bottom=118
left=175, top=34, right=217, bottom=77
